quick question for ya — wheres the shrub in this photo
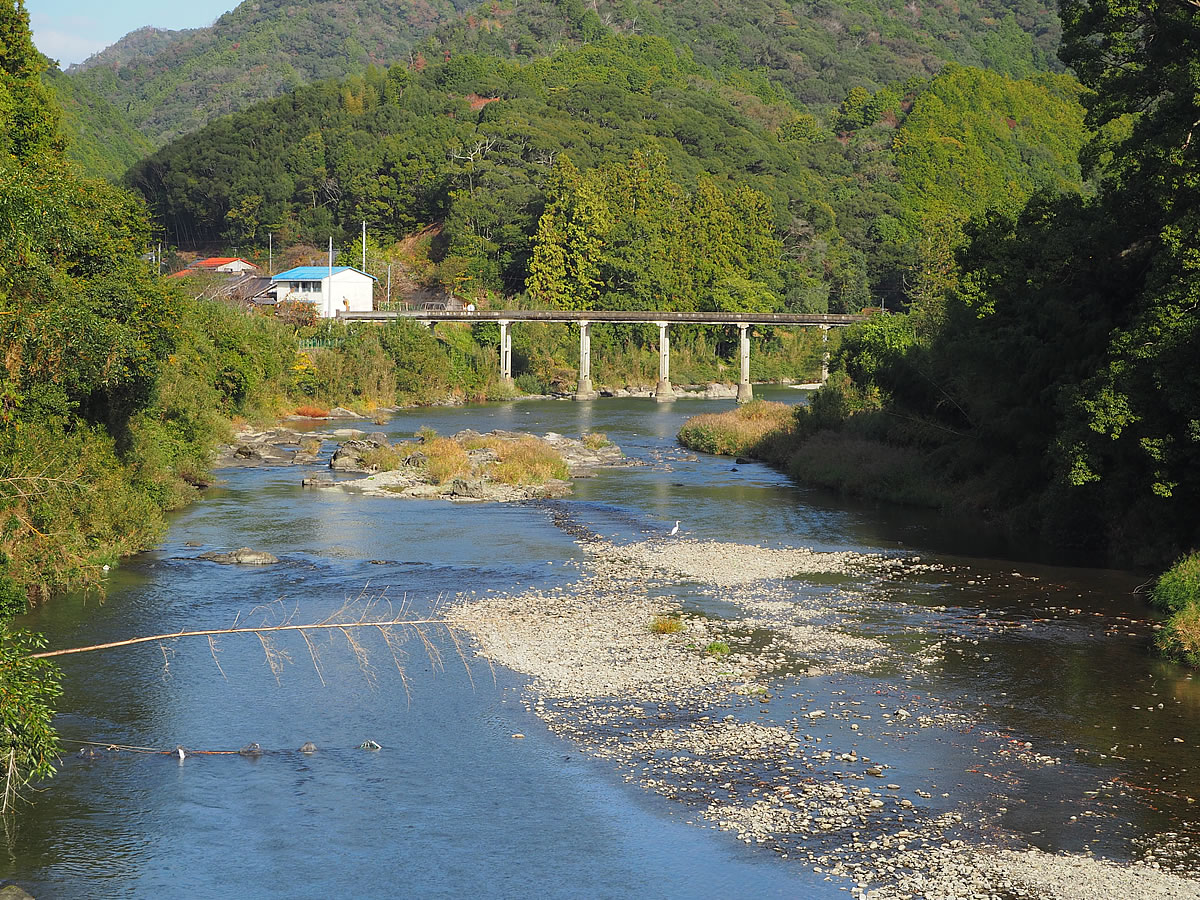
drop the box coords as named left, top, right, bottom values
left=295, top=405, right=330, bottom=418
left=582, top=432, right=610, bottom=450
left=704, top=640, right=731, bottom=657
left=649, top=615, right=684, bottom=634
left=1156, top=605, right=1200, bottom=668
left=676, top=401, right=794, bottom=458
left=1151, top=553, right=1200, bottom=614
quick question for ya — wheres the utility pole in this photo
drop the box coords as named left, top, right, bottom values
left=269, top=233, right=273, bottom=276
left=361, top=220, right=367, bottom=273
left=387, top=263, right=392, bottom=306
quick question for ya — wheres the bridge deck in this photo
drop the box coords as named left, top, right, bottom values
left=338, top=310, right=865, bottom=326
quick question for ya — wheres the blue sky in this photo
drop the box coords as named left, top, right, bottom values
left=30, top=0, right=234, bottom=67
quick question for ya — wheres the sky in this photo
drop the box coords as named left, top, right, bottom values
left=29, top=0, right=235, bottom=67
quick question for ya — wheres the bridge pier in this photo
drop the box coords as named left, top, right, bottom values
left=499, top=319, right=513, bottom=384
left=575, top=320, right=598, bottom=401
left=820, top=325, right=830, bottom=384
left=737, top=323, right=753, bottom=404
left=655, top=321, right=674, bottom=402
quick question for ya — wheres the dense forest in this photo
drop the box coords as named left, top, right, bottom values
left=127, top=28, right=1086, bottom=314
left=665, top=1, right=1200, bottom=659
left=41, top=60, right=154, bottom=180
left=1, top=0, right=326, bottom=804
left=64, top=0, right=474, bottom=147
left=55, top=0, right=1063, bottom=177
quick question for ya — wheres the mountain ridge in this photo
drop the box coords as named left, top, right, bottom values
left=63, top=0, right=1062, bottom=165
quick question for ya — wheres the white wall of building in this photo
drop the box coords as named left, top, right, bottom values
left=272, top=269, right=375, bottom=317
left=322, top=270, right=374, bottom=317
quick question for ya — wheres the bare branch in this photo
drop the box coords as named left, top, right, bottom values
left=31, top=617, right=446, bottom=658
left=207, top=636, right=227, bottom=681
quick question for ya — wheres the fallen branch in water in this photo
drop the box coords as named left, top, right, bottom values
left=31, top=617, right=445, bottom=658
left=32, top=588, right=478, bottom=695
left=3, top=589, right=481, bottom=813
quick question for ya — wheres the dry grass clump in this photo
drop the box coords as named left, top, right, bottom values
left=422, top=436, right=472, bottom=484
left=489, top=437, right=568, bottom=485
left=360, top=444, right=406, bottom=472
left=677, top=401, right=794, bottom=457
left=582, top=432, right=610, bottom=450
left=649, top=614, right=684, bottom=634
left=294, top=405, right=330, bottom=418
left=397, top=428, right=570, bottom=486
left=456, top=433, right=568, bottom=484
left=298, top=436, right=322, bottom=455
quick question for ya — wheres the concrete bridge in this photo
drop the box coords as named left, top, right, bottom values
left=337, top=309, right=866, bottom=402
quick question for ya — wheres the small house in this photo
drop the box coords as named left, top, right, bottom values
left=194, top=257, right=260, bottom=273
left=271, top=266, right=376, bottom=318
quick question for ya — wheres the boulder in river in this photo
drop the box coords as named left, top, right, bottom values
left=329, top=439, right=383, bottom=472
left=199, top=547, right=280, bottom=566
left=704, top=382, right=738, bottom=399
left=232, top=442, right=294, bottom=464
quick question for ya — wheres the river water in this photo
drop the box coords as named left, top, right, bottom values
left=5, top=389, right=1199, bottom=898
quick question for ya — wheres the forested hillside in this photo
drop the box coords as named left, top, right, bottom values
left=66, top=0, right=474, bottom=147
left=782, top=0, right=1200, bottom=582
left=128, top=32, right=1086, bottom=314
left=41, top=61, right=153, bottom=180
left=62, top=0, right=1062, bottom=160
left=437, top=0, right=1063, bottom=102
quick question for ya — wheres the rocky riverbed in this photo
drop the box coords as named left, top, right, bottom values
left=215, top=426, right=628, bottom=501
left=446, top=522, right=1200, bottom=900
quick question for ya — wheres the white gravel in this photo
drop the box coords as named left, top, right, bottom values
left=446, top=535, right=1200, bottom=900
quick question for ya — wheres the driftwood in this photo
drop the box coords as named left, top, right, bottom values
left=32, top=590, right=478, bottom=695
left=31, top=618, right=443, bottom=658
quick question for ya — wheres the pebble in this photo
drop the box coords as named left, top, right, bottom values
left=445, top=534, right=1200, bottom=900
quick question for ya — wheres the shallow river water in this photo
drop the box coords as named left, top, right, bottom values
left=5, top=389, right=1199, bottom=898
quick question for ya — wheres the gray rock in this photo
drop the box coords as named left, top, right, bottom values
left=238, top=742, right=264, bottom=757
left=233, top=442, right=292, bottom=463
left=298, top=742, right=318, bottom=753
left=449, top=477, right=487, bottom=499
left=328, top=406, right=363, bottom=419
left=329, top=439, right=382, bottom=471
left=704, top=382, right=738, bottom=399
left=199, top=547, right=280, bottom=566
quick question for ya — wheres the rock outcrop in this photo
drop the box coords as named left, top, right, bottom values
left=198, top=547, right=280, bottom=565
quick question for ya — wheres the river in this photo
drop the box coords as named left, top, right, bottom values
left=5, top=389, right=1199, bottom=898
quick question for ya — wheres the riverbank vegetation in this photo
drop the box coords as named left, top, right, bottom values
left=1152, top=554, right=1200, bottom=667
left=676, top=3, right=1200, bottom=665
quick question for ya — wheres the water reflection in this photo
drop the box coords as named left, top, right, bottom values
left=4, top=390, right=1197, bottom=896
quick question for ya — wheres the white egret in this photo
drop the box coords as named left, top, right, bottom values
left=669, top=521, right=680, bottom=536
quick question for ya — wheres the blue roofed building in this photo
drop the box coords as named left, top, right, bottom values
left=271, top=266, right=377, bottom=318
